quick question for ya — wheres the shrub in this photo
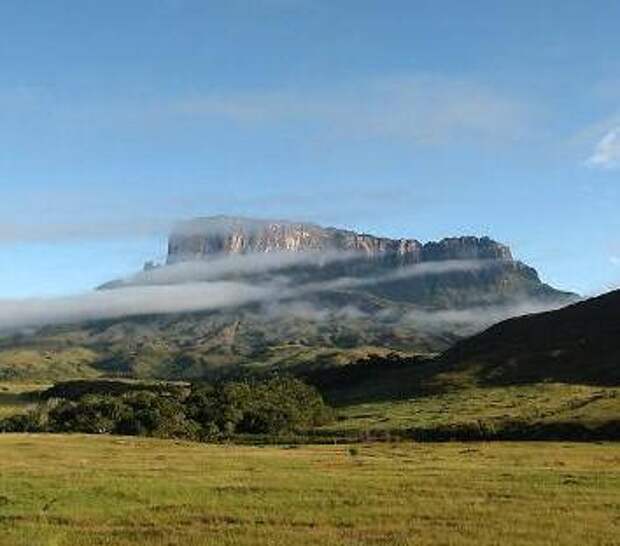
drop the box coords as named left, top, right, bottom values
left=116, top=392, right=199, bottom=439
left=186, top=377, right=333, bottom=437
left=48, top=395, right=129, bottom=434
left=0, top=411, right=46, bottom=433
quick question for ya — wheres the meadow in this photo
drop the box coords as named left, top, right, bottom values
left=0, top=435, right=618, bottom=546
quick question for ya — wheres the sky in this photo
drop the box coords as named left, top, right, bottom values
left=0, top=0, right=619, bottom=298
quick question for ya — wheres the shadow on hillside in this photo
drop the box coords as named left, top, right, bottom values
left=296, top=353, right=449, bottom=406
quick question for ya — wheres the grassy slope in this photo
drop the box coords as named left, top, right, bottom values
left=0, top=347, right=100, bottom=382
left=0, top=435, right=618, bottom=546
left=301, top=355, right=620, bottom=438
left=0, top=383, right=44, bottom=419
left=0, top=340, right=419, bottom=382
left=0, top=288, right=460, bottom=382
left=324, top=383, right=619, bottom=436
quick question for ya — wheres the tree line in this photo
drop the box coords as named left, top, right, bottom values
left=0, top=377, right=333, bottom=440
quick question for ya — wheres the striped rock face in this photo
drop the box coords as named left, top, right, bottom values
left=166, top=215, right=512, bottom=264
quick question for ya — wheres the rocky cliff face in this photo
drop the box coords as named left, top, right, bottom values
left=167, top=216, right=513, bottom=264
left=156, top=216, right=575, bottom=309
left=96, top=215, right=574, bottom=311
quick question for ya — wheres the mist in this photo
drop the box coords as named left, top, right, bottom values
left=107, top=250, right=361, bottom=288
left=0, top=252, right=565, bottom=334
left=402, top=299, right=570, bottom=337
left=0, top=281, right=279, bottom=332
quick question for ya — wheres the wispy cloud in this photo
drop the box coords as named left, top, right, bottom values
left=0, top=254, right=509, bottom=331
left=0, top=218, right=171, bottom=244
left=173, top=76, right=532, bottom=145
left=0, top=75, right=532, bottom=147
left=105, top=250, right=361, bottom=288
left=107, top=251, right=495, bottom=292
left=0, top=186, right=438, bottom=245
left=586, top=126, right=620, bottom=169
left=293, top=259, right=491, bottom=296
left=402, top=300, right=568, bottom=337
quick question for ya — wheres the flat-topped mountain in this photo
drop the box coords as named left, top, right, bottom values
left=0, top=216, right=577, bottom=382
left=100, top=216, right=574, bottom=310
left=167, top=216, right=513, bottom=263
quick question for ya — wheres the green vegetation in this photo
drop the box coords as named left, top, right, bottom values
left=2, top=288, right=620, bottom=443
left=330, top=384, right=619, bottom=431
left=0, top=435, right=617, bottom=545
left=0, top=293, right=617, bottom=544
left=1, top=375, right=617, bottom=442
left=0, top=378, right=333, bottom=440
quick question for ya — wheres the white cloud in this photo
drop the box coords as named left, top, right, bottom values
left=0, top=281, right=276, bottom=332
left=586, top=127, right=620, bottom=169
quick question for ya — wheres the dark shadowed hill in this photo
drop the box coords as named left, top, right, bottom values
left=441, top=289, right=620, bottom=386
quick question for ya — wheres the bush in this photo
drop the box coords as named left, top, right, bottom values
left=49, top=395, right=129, bottom=434
left=0, top=411, right=45, bottom=433
left=115, top=392, right=200, bottom=439
left=237, top=377, right=333, bottom=434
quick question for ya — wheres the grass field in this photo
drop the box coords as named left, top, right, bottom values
left=0, top=435, right=618, bottom=545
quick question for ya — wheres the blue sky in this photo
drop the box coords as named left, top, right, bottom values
left=1, top=0, right=619, bottom=298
